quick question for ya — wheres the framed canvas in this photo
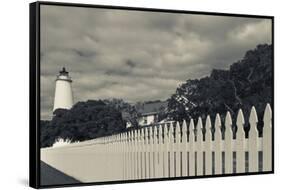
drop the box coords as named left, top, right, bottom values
left=29, top=1, right=274, bottom=188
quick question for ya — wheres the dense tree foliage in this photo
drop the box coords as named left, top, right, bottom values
left=166, top=44, right=272, bottom=135
left=103, top=98, right=141, bottom=128
left=41, top=100, right=126, bottom=147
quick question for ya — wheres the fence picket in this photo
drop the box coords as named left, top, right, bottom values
left=153, top=126, right=158, bottom=178
left=197, top=117, right=204, bottom=176
left=205, top=115, right=212, bottom=175
left=163, top=123, right=169, bottom=178
left=169, top=122, right=175, bottom=177
left=249, top=106, right=259, bottom=172
left=263, top=104, right=272, bottom=171
left=144, top=127, right=149, bottom=179
left=133, top=130, right=137, bottom=179
left=236, top=109, right=246, bottom=173
left=149, top=126, right=154, bottom=178
left=140, top=128, right=145, bottom=179
left=189, top=119, right=195, bottom=176
left=225, top=111, right=233, bottom=174
left=158, top=125, right=164, bottom=178
left=128, top=131, right=132, bottom=179
left=214, top=114, right=222, bottom=174
left=181, top=120, right=188, bottom=176
left=175, top=122, right=181, bottom=177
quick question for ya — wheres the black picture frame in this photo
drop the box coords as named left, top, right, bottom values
left=29, top=1, right=274, bottom=189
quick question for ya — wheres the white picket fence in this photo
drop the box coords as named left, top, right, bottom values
left=41, top=104, right=272, bottom=182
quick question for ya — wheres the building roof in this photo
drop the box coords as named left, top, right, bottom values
left=138, top=101, right=168, bottom=116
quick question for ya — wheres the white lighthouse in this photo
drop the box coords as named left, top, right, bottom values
left=53, top=67, right=74, bottom=112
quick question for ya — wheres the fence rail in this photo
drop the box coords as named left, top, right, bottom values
left=41, top=104, right=272, bottom=182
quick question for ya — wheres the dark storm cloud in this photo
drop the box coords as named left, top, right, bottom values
left=126, top=60, right=137, bottom=68
left=40, top=5, right=272, bottom=120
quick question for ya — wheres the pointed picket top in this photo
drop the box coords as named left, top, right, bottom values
left=154, top=125, right=158, bottom=138
left=149, top=126, right=153, bottom=144
left=139, top=129, right=142, bottom=139
left=225, top=111, right=232, bottom=135
left=141, top=128, right=145, bottom=145
left=135, top=130, right=138, bottom=142
left=126, top=131, right=129, bottom=142
left=144, top=127, right=149, bottom=144
left=164, top=123, right=168, bottom=134
left=263, top=103, right=272, bottom=124
left=136, top=129, right=140, bottom=142
left=197, top=117, right=203, bottom=128
left=215, top=113, right=222, bottom=130
left=205, top=115, right=212, bottom=142
left=130, top=130, right=134, bottom=142
left=236, top=109, right=245, bottom=126
left=205, top=115, right=212, bottom=130
left=139, top=129, right=142, bottom=142
left=159, top=124, right=163, bottom=144
left=170, top=121, right=174, bottom=134
left=197, top=117, right=203, bottom=141
left=236, top=109, right=245, bottom=139
left=249, top=106, right=258, bottom=138
left=189, top=118, right=195, bottom=142
left=124, top=133, right=127, bottom=143
left=112, top=135, right=115, bottom=143
left=175, top=121, right=181, bottom=143
left=134, top=130, right=137, bottom=143
left=164, top=123, right=169, bottom=143
left=176, top=121, right=181, bottom=133
left=109, top=135, right=112, bottom=144
left=182, top=120, right=187, bottom=133
left=153, top=125, right=158, bottom=144
left=128, top=131, right=131, bottom=142
left=141, top=127, right=144, bottom=137
left=159, top=124, right=163, bottom=136
left=182, top=120, right=187, bottom=143
left=169, top=122, right=174, bottom=141
left=225, top=111, right=232, bottom=127
left=189, top=118, right=195, bottom=130
left=112, top=135, right=114, bottom=143
left=249, top=106, right=258, bottom=125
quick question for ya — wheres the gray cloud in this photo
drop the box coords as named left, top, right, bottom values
left=40, top=5, right=272, bottom=120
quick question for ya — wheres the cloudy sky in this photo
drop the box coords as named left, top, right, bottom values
left=40, top=5, right=272, bottom=120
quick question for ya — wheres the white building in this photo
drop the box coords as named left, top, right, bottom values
left=123, top=101, right=168, bottom=128
left=137, top=101, right=168, bottom=127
